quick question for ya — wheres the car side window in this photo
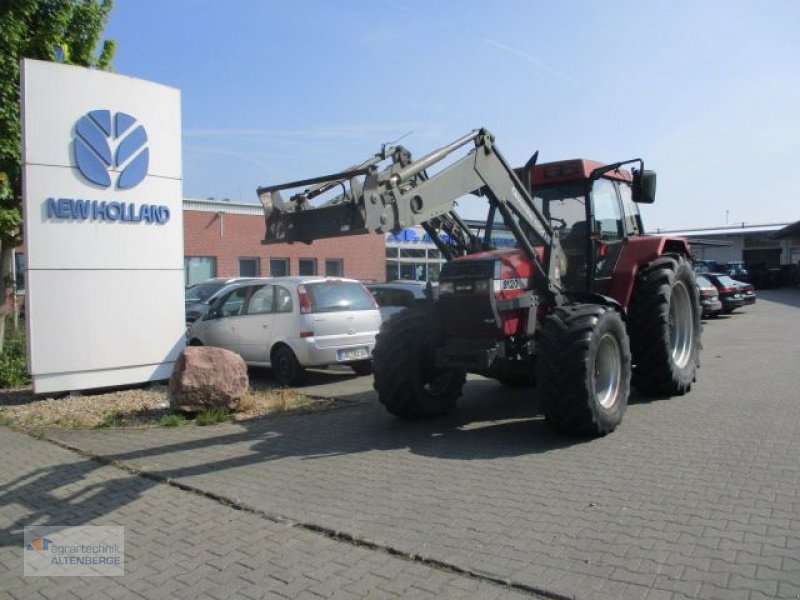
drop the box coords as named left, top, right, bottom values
left=275, top=286, right=293, bottom=313
left=218, top=288, right=248, bottom=318
left=246, top=285, right=274, bottom=315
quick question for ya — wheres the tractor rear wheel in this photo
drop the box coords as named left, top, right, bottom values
left=629, top=254, right=701, bottom=396
left=373, top=309, right=465, bottom=419
left=536, top=304, right=631, bottom=436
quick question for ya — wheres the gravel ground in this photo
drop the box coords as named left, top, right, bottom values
left=0, top=383, right=333, bottom=429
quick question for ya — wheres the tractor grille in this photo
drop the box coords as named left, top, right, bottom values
left=440, top=259, right=494, bottom=281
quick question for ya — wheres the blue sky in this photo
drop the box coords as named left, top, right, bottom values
left=106, top=0, right=799, bottom=230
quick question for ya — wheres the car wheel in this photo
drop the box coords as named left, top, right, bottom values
left=271, top=345, right=307, bottom=386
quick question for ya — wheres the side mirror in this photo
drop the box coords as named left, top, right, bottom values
left=633, top=169, right=656, bottom=204
left=204, top=308, right=220, bottom=321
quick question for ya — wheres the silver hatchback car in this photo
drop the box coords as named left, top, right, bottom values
left=186, top=277, right=381, bottom=385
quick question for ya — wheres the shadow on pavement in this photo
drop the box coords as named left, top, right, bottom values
left=0, top=449, right=160, bottom=547
left=757, top=287, right=800, bottom=308
left=0, top=378, right=616, bottom=540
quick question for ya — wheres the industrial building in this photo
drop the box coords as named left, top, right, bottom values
left=12, top=197, right=798, bottom=292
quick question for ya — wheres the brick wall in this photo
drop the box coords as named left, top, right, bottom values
left=183, top=210, right=386, bottom=282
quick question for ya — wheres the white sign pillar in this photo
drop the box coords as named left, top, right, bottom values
left=21, top=59, right=185, bottom=393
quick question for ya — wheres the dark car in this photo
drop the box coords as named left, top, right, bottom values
left=695, top=275, right=722, bottom=318
left=693, top=259, right=722, bottom=274
left=731, top=278, right=756, bottom=305
left=366, top=281, right=436, bottom=322
left=185, top=277, right=263, bottom=325
left=704, top=273, right=745, bottom=314
left=725, top=261, right=750, bottom=282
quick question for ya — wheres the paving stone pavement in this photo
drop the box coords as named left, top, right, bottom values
left=0, top=428, right=538, bottom=599
left=6, top=289, right=800, bottom=600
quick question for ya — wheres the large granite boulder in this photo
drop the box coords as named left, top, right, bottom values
left=168, top=346, right=248, bottom=412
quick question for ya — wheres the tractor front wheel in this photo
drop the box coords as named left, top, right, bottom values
left=536, top=304, right=631, bottom=437
left=373, top=309, right=465, bottom=419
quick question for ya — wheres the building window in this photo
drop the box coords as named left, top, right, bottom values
left=184, top=256, right=217, bottom=286
left=239, top=257, right=260, bottom=277
left=13, top=251, right=25, bottom=292
left=400, top=248, right=426, bottom=258
left=299, top=258, right=317, bottom=276
left=325, top=258, right=343, bottom=276
left=269, top=257, right=289, bottom=276
left=386, top=263, right=399, bottom=281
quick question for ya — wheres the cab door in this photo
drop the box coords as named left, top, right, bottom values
left=590, top=178, right=626, bottom=295
left=236, top=284, right=275, bottom=363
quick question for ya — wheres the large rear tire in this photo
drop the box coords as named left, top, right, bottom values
left=373, top=309, right=465, bottom=419
left=536, top=304, right=631, bottom=437
left=629, top=254, right=702, bottom=396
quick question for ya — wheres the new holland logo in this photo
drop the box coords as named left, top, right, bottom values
left=72, top=110, right=149, bottom=189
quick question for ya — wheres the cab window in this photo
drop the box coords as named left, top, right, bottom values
left=591, top=179, right=623, bottom=240
left=617, top=181, right=642, bottom=235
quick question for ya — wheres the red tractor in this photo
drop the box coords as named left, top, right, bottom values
left=257, top=129, right=701, bottom=436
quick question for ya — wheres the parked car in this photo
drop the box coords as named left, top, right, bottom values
left=185, top=277, right=262, bottom=325
left=693, top=259, right=722, bottom=274
left=695, top=275, right=723, bottom=318
left=730, top=278, right=756, bottom=305
left=366, top=281, right=436, bottom=322
left=186, top=277, right=382, bottom=385
left=704, top=273, right=745, bottom=314
left=725, top=261, right=750, bottom=282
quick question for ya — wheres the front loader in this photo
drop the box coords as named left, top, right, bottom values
left=257, top=128, right=701, bottom=436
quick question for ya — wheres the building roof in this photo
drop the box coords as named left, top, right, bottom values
left=183, top=197, right=263, bottom=216
left=771, top=220, right=800, bottom=240
left=649, top=223, right=789, bottom=238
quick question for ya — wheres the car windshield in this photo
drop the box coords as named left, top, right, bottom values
left=306, top=281, right=375, bottom=313
left=716, top=275, right=737, bottom=286
left=696, top=276, right=712, bottom=287
left=185, top=282, right=223, bottom=303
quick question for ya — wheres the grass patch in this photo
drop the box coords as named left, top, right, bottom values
left=96, top=410, right=127, bottom=428
left=0, top=409, right=14, bottom=427
left=159, top=413, right=187, bottom=427
left=194, top=407, right=231, bottom=426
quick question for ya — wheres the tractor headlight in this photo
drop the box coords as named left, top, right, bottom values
left=439, top=281, right=454, bottom=295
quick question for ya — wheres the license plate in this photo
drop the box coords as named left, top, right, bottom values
left=337, top=347, right=369, bottom=361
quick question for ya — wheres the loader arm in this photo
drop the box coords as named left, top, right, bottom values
left=257, top=128, right=564, bottom=298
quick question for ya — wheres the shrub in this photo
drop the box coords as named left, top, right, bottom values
left=0, top=335, right=30, bottom=388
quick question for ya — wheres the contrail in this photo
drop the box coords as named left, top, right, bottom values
left=479, top=37, right=580, bottom=86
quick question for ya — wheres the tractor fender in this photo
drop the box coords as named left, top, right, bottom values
left=564, top=291, right=624, bottom=317
left=608, top=236, right=691, bottom=308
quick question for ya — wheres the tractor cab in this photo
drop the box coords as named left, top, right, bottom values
left=526, top=159, right=656, bottom=295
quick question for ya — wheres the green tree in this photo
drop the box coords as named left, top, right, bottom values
left=0, top=0, right=115, bottom=352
